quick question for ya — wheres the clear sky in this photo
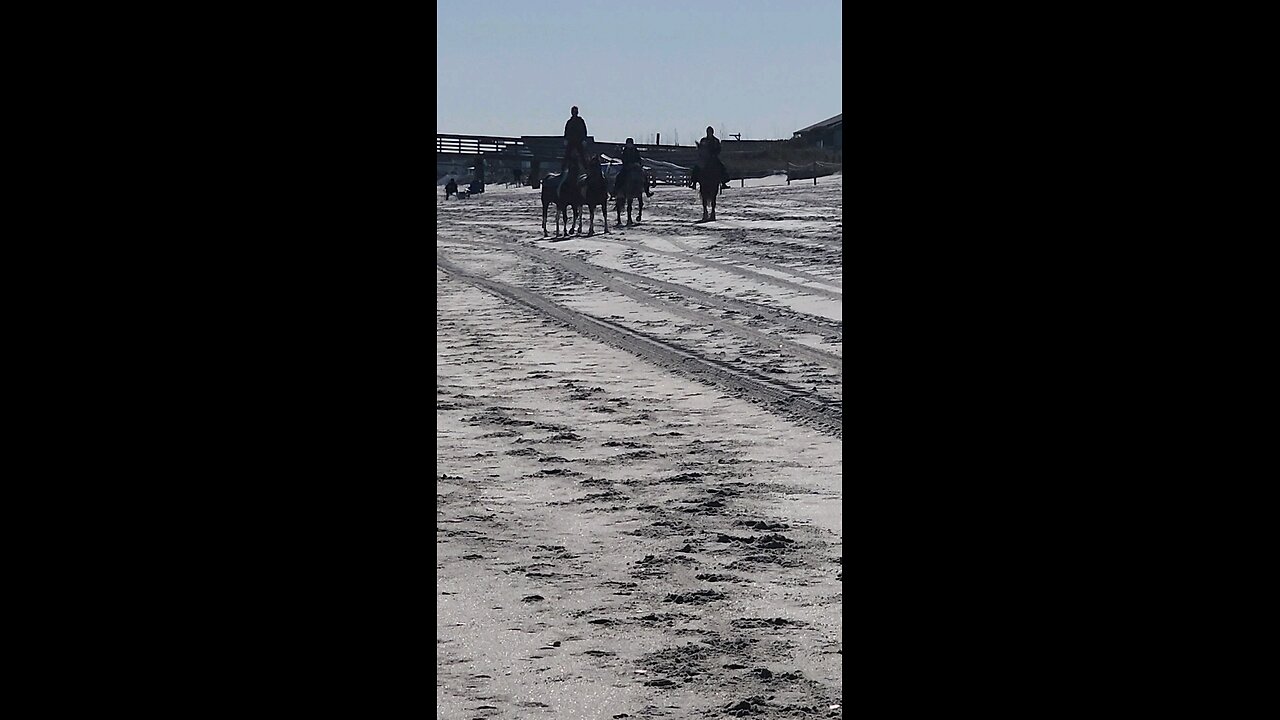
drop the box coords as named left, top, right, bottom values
left=437, top=0, right=841, bottom=144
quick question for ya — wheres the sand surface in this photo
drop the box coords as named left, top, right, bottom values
left=437, top=177, right=842, bottom=719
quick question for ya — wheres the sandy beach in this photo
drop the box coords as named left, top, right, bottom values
left=437, top=176, right=843, bottom=719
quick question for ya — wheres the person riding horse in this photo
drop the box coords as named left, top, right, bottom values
left=613, top=138, right=654, bottom=200
left=563, top=106, right=588, bottom=173
left=689, top=126, right=731, bottom=190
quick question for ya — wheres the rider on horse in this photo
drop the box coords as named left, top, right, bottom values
left=613, top=138, right=654, bottom=199
left=689, top=126, right=731, bottom=191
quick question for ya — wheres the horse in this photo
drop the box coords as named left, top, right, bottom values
left=444, top=177, right=458, bottom=200
left=541, top=174, right=572, bottom=236
left=541, top=154, right=586, bottom=238
left=574, top=154, right=609, bottom=236
left=696, top=140, right=722, bottom=221
left=614, top=160, right=647, bottom=226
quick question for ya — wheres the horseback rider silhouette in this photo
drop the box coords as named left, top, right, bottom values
left=563, top=106, right=588, bottom=173
left=613, top=138, right=654, bottom=200
left=689, top=126, right=731, bottom=191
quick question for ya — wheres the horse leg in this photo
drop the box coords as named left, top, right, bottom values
left=616, top=197, right=623, bottom=225
left=543, top=202, right=549, bottom=237
left=602, top=202, right=609, bottom=234
left=637, top=195, right=643, bottom=224
left=710, top=193, right=716, bottom=221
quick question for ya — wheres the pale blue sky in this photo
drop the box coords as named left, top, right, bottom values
left=437, top=0, right=841, bottom=144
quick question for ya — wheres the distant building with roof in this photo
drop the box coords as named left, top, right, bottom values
left=792, top=113, right=842, bottom=149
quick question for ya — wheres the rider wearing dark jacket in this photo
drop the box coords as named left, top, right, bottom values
left=703, top=133, right=721, bottom=157
left=691, top=126, right=731, bottom=190
left=563, top=106, right=588, bottom=171
left=613, top=138, right=653, bottom=198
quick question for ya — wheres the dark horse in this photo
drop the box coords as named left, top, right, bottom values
left=614, top=160, right=647, bottom=226
left=541, top=154, right=585, bottom=237
left=444, top=177, right=458, bottom=199
left=695, top=140, right=721, bottom=221
left=574, top=154, right=609, bottom=236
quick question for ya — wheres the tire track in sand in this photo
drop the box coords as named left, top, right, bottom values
left=438, top=251, right=842, bottom=437
left=591, top=236, right=843, bottom=301
left=664, top=236, right=843, bottom=291
left=449, top=232, right=841, bottom=337
left=443, top=239, right=842, bottom=373
left=594, top=266, right=840, bottom=339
